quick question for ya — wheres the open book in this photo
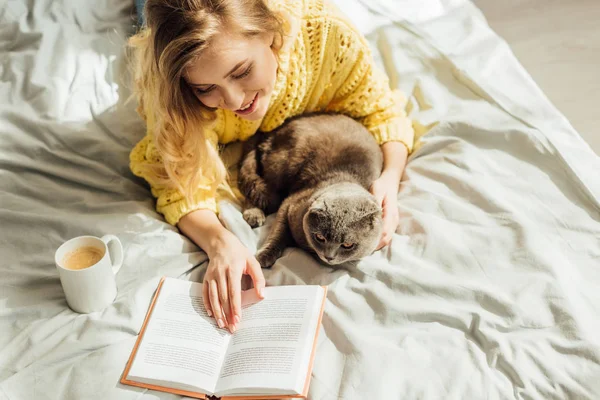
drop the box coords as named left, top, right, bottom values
left=121, top=277, right=327, bottom=399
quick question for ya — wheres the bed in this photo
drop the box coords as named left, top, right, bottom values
left=1, top=0, right=599, bottom=399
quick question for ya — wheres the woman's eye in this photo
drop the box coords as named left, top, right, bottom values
left=341, top=243, right=355, bottom=249
left=232, top=65, right=253, bottom=80
left=195, top=85, right=215, bottom=95
left=315, top=233, right=326, bottom=242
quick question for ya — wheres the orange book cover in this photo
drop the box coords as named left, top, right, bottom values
left=120, top=277, right=327, bottom=399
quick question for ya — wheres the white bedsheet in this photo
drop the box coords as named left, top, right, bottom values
left=1, top=1, right=599, bottom=399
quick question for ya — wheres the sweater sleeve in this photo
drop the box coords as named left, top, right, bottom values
left=324, top=19, right=414, bottom=152
left=129, top=129, right=218, bottom=226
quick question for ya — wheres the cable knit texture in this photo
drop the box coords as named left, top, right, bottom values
left=130, top=0, right=414, bottom=225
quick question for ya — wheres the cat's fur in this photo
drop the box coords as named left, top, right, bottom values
left=238, top=113, right=384, bottom=268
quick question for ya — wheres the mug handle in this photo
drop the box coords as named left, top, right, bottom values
left=101, top=235, right=124, bottom=275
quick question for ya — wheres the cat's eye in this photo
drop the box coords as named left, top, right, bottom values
left=314, top=233, right=326, bottom=242
left=341, top=242, right=355, bottom=249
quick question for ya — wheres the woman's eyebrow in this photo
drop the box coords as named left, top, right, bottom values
left=189, top=82, right=212, bottom=89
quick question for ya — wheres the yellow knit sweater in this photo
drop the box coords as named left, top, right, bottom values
left=130, top=0, right=414, bottom=226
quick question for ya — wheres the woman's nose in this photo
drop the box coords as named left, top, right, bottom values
left=220, top=86, right=244, bottom=110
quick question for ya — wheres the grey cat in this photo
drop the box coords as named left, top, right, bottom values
left=238, top=113, right=384, bottom=268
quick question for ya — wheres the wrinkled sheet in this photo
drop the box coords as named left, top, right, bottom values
left=1, top=0, right=599, bottom=399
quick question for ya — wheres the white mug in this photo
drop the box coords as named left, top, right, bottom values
left=54, top=235, right=124, bottom=313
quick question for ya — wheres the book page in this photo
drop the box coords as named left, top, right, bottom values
left=214, top=285, right=324, bottom=397
left=127, top=278, right=231, bottom=395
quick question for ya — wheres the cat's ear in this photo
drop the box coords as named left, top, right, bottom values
left=349, top=199, right=382, bottom=230
left=361, top=197, right=382, bottom=219
left=359, top=198, right=383, bottom=227
left=308, top=204, right=326, bottom=218
left=308, top=199, right=326, bottom=215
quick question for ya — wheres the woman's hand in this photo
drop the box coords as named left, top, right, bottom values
left=370, top=141, right=408, bottom=250
left=370, top=173, right=400, bottom=250
left=202, top=230, right=265, bottom=333
left=177, top=209, right=265, bottom=334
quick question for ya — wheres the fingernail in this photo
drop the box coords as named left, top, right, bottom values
left=234, top=315, right=240, bottom=324
left=217, top=319, right=224, bottom=328
left=260, top=288, right=265, bottom=298
left=230, top=325, right=236, bottom=333
left=207, top=309, right=212, bottom=317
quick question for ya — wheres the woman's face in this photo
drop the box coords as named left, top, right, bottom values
left=184, top=31, right=278, bottom=121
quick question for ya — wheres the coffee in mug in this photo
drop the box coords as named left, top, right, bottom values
left=55, top=235, right=124, bottom=313
left=63, top=246, right=105, bottom=270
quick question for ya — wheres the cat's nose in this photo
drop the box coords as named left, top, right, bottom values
left=325, top=255, right=335, bottom=262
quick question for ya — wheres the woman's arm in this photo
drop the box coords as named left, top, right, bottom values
left=178, top=210, right=265, bottom=333
left=381, top=141, right=408, bottom=183
left=131, top=132, right=264, bottom=333
left=322, top=19, right=414, bottom=249
left=178, top=209, right=236, bottom=259
left=370, top=141, right=408, bottom=249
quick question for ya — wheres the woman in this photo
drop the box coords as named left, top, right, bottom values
left=129, top=0, right=414, bottom=333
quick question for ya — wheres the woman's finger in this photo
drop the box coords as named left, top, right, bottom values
left=376, top=230, right=390, bottom=250
left=218, top=275, right=232, bottom=331
left=202, top=279, right=213, bottom=318
left=228, top=267, right=243, bottom=328
left=376, top=196, right=394, bottom=250
left=246, top=257, right=265, bottom=298
left=381, top=192, right=389, bottom=217
left=219, top=305, right=229, bottom=327
left=388, top=195, right=400, bottom=234
left=209, top=279, right=225, bottom=329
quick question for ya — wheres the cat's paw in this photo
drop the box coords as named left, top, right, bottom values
left=256, top=248, right=279, bottom=268
left=243, top=208, right=266, bottom=228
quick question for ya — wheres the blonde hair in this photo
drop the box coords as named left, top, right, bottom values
left=129, top=0, right=284, bottom=201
